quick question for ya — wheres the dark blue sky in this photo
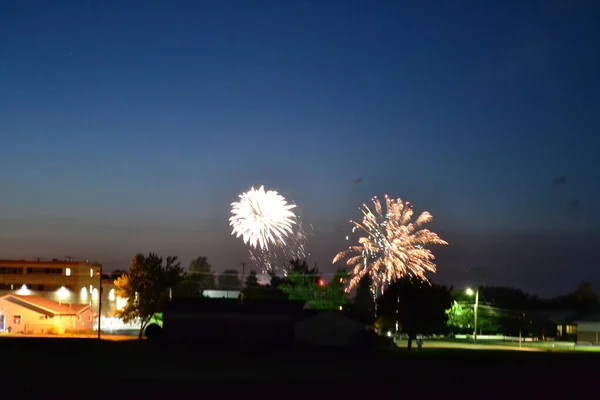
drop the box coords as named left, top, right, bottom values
left=1, top=1, right=599, bottom=296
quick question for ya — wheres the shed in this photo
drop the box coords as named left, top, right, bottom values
left=294, top=311, right=367, bottom=347
left=575, top=312, right=600, bottom=344
left=163, top=298, right=306, bottom=348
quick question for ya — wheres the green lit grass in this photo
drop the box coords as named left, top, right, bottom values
left=394, top=338, right=600, bottom=352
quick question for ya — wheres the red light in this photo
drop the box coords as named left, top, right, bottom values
left=318, top=279, right=325, bottom=287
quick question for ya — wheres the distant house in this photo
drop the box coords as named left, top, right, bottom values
left=0, top=294, right=95, bottom=334
left=574, top=312, right=600, bottom=344
left=294, top=311, right=367, bottom=347
left=163, top=298, right=305, bottom=348
left=529, top=310, right=583, bottom=341
left=202, top=290, right=240, bottom=299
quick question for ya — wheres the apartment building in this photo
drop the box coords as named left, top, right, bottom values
left=0, top=259, right=102, bottom=311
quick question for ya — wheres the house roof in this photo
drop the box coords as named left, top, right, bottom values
left=575, top=311, right=600, bottom=323
left=298, top=310, right=367, bottom=326
left=529, top=309, right=600, bottom=324
left=167, top=298, right=306, bottom=315
left=0, top=259, right=101, bottom=267
left=0, top=294, right=92, bottom=317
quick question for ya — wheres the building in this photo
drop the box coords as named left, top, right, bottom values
left=202, top=289, right=240, bottom=299
left=0, top=259, right=102, bottom=311
left=163, top=298, right=305, bottom=347
left=294, top=311, right=367, bottom=347
left=529, top=310, right=581, bottom=341
left=0, top=294, right=95, bottom=334
left=575, top=312, right=600, bottom=344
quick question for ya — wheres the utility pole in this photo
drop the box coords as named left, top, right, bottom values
left=97, top=265, right=102, bottom=340
left=473, top=287, right=479, bottom=344
left=470, top=266, right=485, bottom=345
left=240, top=262, right=246, bottom=284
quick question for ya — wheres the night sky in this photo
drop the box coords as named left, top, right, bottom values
left=1, top=1, right=599, bottom=297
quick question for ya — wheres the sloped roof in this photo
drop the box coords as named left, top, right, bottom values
left=575, top=311, right=600, bottom=323
left=297, top=310, right=367, bottom=327
left=529, top=309, right=600, bottom=324
left=167, top=298, right=306, bottom=315
left=0, top=294, right=91, bottom=317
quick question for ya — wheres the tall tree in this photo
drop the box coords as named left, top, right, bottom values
left=351, top=275, right=375, bottom=324
left=111, top=269, right=127, bottom=280
left=287, top=259, right=320, bottom=284
left=278, top=270, right=348, bottom=310
left=113, top=253, right=184, bottom=339
left=378, top=278, right=451, bottom=349
left=245, top=270, right=259, bottom=288
left=188, top=256, right=216, bottom=291
left=218, top=269, right=242, bottom=290
left=445, top=300, right=500, bottom=334
left=573, top=282, right=598, bottom=309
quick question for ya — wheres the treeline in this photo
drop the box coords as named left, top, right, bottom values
left=373, top=279, right=599, bottom=345
left=109, top=252, right=599, bottom=343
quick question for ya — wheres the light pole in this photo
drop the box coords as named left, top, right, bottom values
left=466, top=287, right=479, bottom=343
left=97, top=265, right=102, bottom=340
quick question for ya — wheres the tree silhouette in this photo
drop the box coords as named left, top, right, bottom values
left=113, top=253, right=184, bottom=339
left=378, top=278, right=451, bottom=349
left=218, top=269, right=242, bottom=290
left=351, top=275, right=375, bottom=324
left=245, top=270, right=259, bottom=288
left=111, top=269, right=127, bottom=280
left=188, top=256, right=216, bottom=290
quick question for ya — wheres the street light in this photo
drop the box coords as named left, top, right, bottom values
left=466, top=287, right=479, bottom=343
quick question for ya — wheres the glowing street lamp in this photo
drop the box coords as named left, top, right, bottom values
left=57, top=286, right=70, bottom=302
left=17, top=284, right=31, bottom=296
left=466, top=287, right=479, bottom=343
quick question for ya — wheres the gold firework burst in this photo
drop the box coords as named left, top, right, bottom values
left=333, top=195, right=447, bottom=295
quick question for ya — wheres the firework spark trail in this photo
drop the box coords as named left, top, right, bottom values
left=248, top=220, right=310, bottom=275
left=333, top=195, right=447, bottom=295
left=229, top=186, right=297, bottom=251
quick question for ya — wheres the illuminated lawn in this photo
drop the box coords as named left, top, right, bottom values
left=397, top=339, right=600, bottom=352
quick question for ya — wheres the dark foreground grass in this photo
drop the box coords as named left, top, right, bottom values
left=1, top=336, right=597, bottom=397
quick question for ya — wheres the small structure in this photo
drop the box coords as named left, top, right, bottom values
left=575, top=312, right=600, bottom=344
left=202, top=290, right=240, bottom=299
left=163, top=298, right=305, bottom=348
left=294, top=311, right=367, bottom=347
left=0, top=294, right=94, bottom=334
left=528, top=310, right=583, bottom=341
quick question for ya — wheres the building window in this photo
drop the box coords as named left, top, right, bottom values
left=566, top=325, right=577, bottom=335
left=26, top=268, right=61, bottom=275
left=65, top=268, right=71, bottom=276
left=90, top=268, right=94, bottom=277
left=13, top=315, right=22, bottom=324
left=80, top=287, right=88, bottom=301
left=0, top=267, right=24, bottom=274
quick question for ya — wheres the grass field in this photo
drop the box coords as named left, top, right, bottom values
left=395, top=338, right=600, bottom=352
left=2, top=336, right=598, bottom=397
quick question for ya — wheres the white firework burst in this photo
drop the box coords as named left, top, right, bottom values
left=230, top=186, right=297, bottom=251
